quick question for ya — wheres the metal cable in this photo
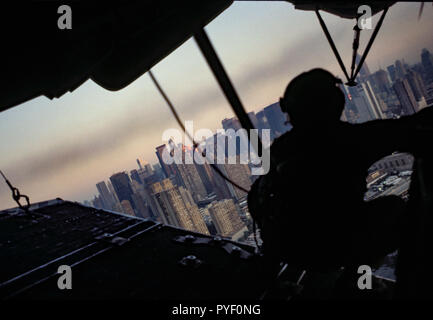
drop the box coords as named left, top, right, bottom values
left=315, top=8, right=351, bottom=84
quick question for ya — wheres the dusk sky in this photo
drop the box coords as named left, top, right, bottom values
left=0, top=2, right=432, bottom=209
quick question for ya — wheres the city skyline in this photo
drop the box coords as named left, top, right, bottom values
left=88, top=138, right=256, bottom=242
left=1, top=2, right=433, bottom=209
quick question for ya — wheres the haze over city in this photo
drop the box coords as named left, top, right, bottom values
left=0, top=1, right=432, bottom=209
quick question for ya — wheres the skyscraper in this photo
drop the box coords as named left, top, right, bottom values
left=387, top=64, right=397, bottom=83
left=151, top=179, right=209, bottom=235
left=137, top=159, right=153, bottom=176
left=393, top=78, right=418, bottom=115
left=421, top=48, right=433, bottom=85
left=207, top=199, right=245, bottom=238
left=155, top=143, right=183, bottom=187
left=360, top=81, right=385, bottom=119
left=340, top=83, right=359, bottom=122
left=174, top=146, right=208, bottom=202
left=131, top=192, right=150, bottom=219
left=256, top=110, right=270, bottom=131
left=130, top=169, right=142, bottom=185
left=134, top=180, right=161, bottom=221
left=155, top=144, right=176, bottom=179
left=222, top=117, right=242, bottom=131
left=248, top=112, right=259, bottom=129
left=355, top=53, right=371, bottom=80
left=194, top=161, right=215, bottom=195
left=201, top=148, right=233, bottom=200
left=120, top=200, right=135, bottom=216
left=372, top=69, right=391, bottom=94
left=351, top=82, right=384, bottom=122
left=405, top=69, right=428, bottom=102
left=263, top=102, right=288, bottom=139
left=91, top=195, right=104, bottom=209
left=223, top=155, right=252, bottom=200
left=395, top=59, right=407, bottom=79
left=96, top=181, right=116, bottom=210
left=152, top=163, right=165, bottom=181
left=137, top=158, right=142, bottom=169
left=109, top=172, right=136, bottom=211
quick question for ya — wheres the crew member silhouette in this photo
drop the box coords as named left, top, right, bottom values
left=248, top=68, right=433, bottom=272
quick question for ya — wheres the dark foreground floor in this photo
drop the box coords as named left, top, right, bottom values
left=0, top=200, right=270, bottom=300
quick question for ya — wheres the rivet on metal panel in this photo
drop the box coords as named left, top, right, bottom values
left=178, top=255, right=203, bottom=268
left=211, top=236, right=223, bottom=245
left=184, top=234, right=195, bottom=242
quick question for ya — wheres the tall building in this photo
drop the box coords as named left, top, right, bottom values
left=405, top=69, right=428, bottom=102
left=130, top=180, right=151, bottom=219
left=134, top=181, right=161, bottom=221
left=248, top=111, right=259, bottom=128
left=393, top=78, right=418, bottom=115
left=176, top=162, right=208, bottom=202
left=395, top=59, right=407, bottom=79
left=177, top=186, right=210, bottom=235
left=152, top=163, right=165, bottom=181
left=351, top=82, right=384, bottom=122
left=372, top=69, right=391, bottom=94
left=174, top=147, right=208, bottom=202
left=360, top=81, right=385, bottom=119
left=91, top=195, right=104, bottom=209
left=137, top=158, right=153, bottom=174
left=211, top=163, right=236, bottom=200
left=223, top=155, right=252, bottom=200
left=130, top=169, right=142, bottom=185
left=150, top=179, right=209, bottom=235
left=120, top=200, right=135, bottom=216
left=222, top=117, right=242, bottom=131
left=96, top=181, right=116, bottom=210
left=340, top=83, right=359, bottom=121
left=421, top=48, right=433, bottom=85
left=109, top=172, right=136, bottom=211
left=263, top=102, right=288, bottom=139
left=131, top=193, right=150, bottom=219
left=207, top=199, right=245, bottom=238
left=107, top=180, right=120, bottom=204
left=355, top=53, right=371, bottom=80
left=200, top=143, right=233, bottom=200
left=194, top=161, right=215, bottom=195
left=387, top=64, right=397, bottom=83
left=221, top=117, right=250, bottom=157
left=155, top=144, right=177, bottom=179
left=256, top=110, right=270, bottom=131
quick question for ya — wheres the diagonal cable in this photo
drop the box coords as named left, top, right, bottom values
left=315, top=8, right=351, bottom=83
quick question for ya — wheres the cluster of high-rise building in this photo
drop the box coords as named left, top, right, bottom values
left=87, top=99, right=292, bottom=242
left=342, top=49, right=433, bottom=124
left=86, top=103, right=290, bottom=241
